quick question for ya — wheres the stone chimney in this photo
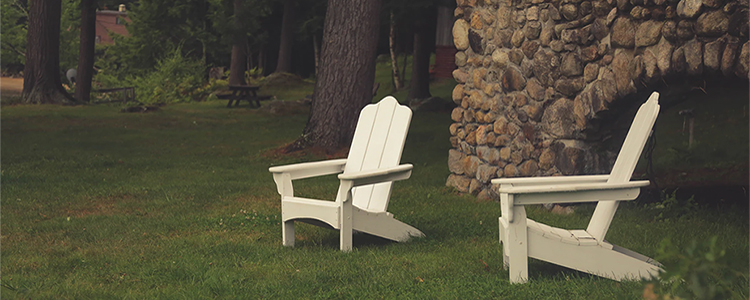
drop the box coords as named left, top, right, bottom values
left=119, top=4, right=126, bottom=12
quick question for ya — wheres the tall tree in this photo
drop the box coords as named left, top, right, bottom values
left=407, top=6, right=435, bottom=100
left=296, top=0, right=382, bottom=151
left=388, top=10, right=404, bottom=91
left=274, top=0, right=296, bottom=74
left=75, top=0, right=97, bottom=102
left=22, top=0, right=76, bottom=104
left=228, top=0, right=247, bottom=85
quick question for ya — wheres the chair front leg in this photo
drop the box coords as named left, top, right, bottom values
left=337, top=180, right=354, bottom=252
left=501, top=192, right=529, bottom=284
left=506, top=205, right=529, bottom=283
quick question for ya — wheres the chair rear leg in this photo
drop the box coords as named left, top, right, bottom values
left=282, top=220, right=295, bottom=247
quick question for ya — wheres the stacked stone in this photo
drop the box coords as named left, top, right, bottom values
left=447, top=0, right=749, bottom=200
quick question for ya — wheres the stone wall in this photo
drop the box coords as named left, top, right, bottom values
left=446, top=0, right=749, bottom=199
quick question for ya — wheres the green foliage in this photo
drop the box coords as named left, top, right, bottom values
left=649, top=236, right=748, bottom=300
left=0, top=0, right=28, bottom=71
left=647, top=189, right=699, bottom=222
left=134, top=49, right=210, bottom=104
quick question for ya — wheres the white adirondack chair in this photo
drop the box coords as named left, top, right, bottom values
left=491, top=92, right=663, bottom=283
left=268, top=96, right=424, bottom=252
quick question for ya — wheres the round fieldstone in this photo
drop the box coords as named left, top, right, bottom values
left=509, top=49, right=525, bottom=65
left=635, top=20, right=663, bottom=47
left=519, top=160, right=539, bottom=176
left=448, top=149, right=466, bottom=174
left=471, top=12, right=483, bottom=30
left=561, top=4, right=579, bottom=20
left=469, top=29, right=484, bottom=54
left=677, top=0, right=702, bottom=18
left=683, top=39, right=703, bottom=75
left=677, top=20, right=695, bottom=40
left=524, top=21, right=543, bottom=39
left=523, top=102, right=545, bottom=121
left=671, top=46, right=687, bottom=73
left=446, top=174, right=471, bottom=193
left=662, top=20, right=678, bottom=41
left=492, top=49, right=509, bottom=68
left=704, top=38, right=725, bottom=71
left=521, top=40, right=541, bottom=59
left=607, top=7, right=618, bottom=26
left=611, top=17, right=636, bottom=48
left=550, top=40, right=565, bottom=52
left=503, top=164, right=520, bottom=177
left=695, top=10, right=729, bottom=36
left=554, top=77, right=586, bottom=96
left=654, top=38, right=674, bottom=74
left=456, top=51, right=468, bottom=67
left=526, top=77, right=545, bottom=101
left=538, top=149, right=556, bottom=170
left=540, top=24, right=555, bottom=46
left=527, top=6, right=540, bottom=21
left=612, top=52, right=636, bottom=97
left=560, top=52, right=584, bottom=76
left=593, top=1, right=612, bottom=17
left=734, top=41, right=748, bottom=78
left=453, top=69, right=470, bottom=83
left=469, top=179, right=482, bottom=195
left=453, top=19, right=470, bottom=50
left=476, top=164, right=499, bottom=182
left=501, top=66, right=527, bottom=92
left=728, top=8, right=749, bottom=39
left=452, top=84, right=465, bottom=103
left=532, top=49, right=560, bottom=86
left=497, top=6, right=513, bottom=29
left=584, top=63, right=600, bottom=82
left=721, top=37, right=741, bottom=76
left=541, top=98, right=577, bottom=138
left=643, top=50, right=659, bottom=80
left=511, top=29, right=526, bottom=48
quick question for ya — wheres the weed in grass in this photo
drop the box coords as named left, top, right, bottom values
left=646, top=189, right=699, bottom=222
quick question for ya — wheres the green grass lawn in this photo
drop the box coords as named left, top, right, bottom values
left=2, top=65, right=748, bottom=298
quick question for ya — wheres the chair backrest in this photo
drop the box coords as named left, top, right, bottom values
left=586, top=92, right=660, bottom=241
left=344, top=96, right=412, bottom=212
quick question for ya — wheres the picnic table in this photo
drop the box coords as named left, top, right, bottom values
left=224, top=85, right=272, bottom=108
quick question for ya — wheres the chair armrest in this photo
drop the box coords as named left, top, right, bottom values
left=499, top=180, right=650, bottom=205
left=338, top=164, right=413, bottom=187
left=491, top=174, right=609, bottom=186
left=268, top=158, right=347, bottom=180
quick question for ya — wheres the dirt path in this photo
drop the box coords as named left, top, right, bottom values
left=1, top=77, right=24, bottom=96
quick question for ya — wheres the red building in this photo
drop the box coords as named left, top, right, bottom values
left=95, top=4, right=130, bottom=44
left=433, top=6, right=457, bottom=79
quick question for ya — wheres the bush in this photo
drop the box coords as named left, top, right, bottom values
left=94, top=48, right=217, bottom=105
left=645, top=236, right=748, bottom=300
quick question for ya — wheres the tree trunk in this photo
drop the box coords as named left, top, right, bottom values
left=22, top=0, right=76, bottom=104
left=407, top=8, right=435, bottom=100
left=274, top=0, right=296, bottom=74
left=312, top=35, right=320, bottom=77
left=75, top=0, right=96, bottom=103
left=389, top=10, right=403, bottom=91
left=299, top=0, right=382, bottom=152
left=228, top=0, right=246, bottom=85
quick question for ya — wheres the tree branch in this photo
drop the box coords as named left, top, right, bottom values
left=1, top=41, right=26, bottom=57
left=13, top=0, right=28, bottom=16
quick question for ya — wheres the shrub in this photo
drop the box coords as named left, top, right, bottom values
left=645, top=236, right=748, bottom=300
left=93, top=48, right=218, bottom=105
